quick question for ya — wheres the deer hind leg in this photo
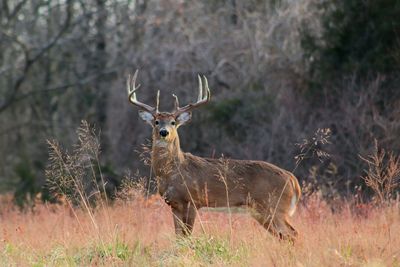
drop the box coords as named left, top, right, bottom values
left=171, top=202, right=197, bottom=236
left=284, top=218, right=298, bottom=239
left=251, top=211, right=279, bottom=237
left=272, top=216, right=298, bottom=242
left=251, top=209, right=297, bottom=242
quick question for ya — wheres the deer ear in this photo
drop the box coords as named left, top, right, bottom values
left=176, top=112, right=192, bottom=127
left=138, top=110, right=154, bottom=126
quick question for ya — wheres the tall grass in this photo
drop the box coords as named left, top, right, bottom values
left=361, top=140, right=400, bottom=205
left=0, top=194, right=399, bottom=266
left=2, top=121, right=396, bottom=266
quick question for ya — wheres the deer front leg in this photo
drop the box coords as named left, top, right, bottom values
left=171, top=202, right=197, bottom=236
left=182, top=202, right=197, bottom=235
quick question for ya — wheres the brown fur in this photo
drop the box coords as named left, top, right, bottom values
left=148, top=112, right=301, bottom=241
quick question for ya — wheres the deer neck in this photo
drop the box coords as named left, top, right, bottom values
left=151, top=134, right=185, bottom=177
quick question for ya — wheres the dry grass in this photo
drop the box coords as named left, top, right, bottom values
left=361, top=140, right=400, bottom=205
left=0, top=193, right=399, bottom=267
left=4, top=121, right=395, bottom=266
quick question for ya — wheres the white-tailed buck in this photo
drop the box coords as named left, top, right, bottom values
left=127, top=70, right=301, bottom=241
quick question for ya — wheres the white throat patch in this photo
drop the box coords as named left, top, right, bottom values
left=155, top=140, right=168, bottom=147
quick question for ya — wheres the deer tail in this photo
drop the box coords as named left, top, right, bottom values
left=288, top=174, right=301, bottom=217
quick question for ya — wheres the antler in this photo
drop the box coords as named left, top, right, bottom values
left=127, top=70, right=157, bottom=113
left=173, top=75, right=211, bottom=114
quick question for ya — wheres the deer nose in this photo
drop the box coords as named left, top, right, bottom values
left=159, top=129, right=169, bottom=137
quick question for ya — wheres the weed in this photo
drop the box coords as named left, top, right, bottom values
left=361, top=140, right=400, bottom=205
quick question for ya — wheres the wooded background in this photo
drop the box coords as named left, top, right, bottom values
left=1, top=0, right=399, bottom=205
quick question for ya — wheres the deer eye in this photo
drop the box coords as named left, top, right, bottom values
left=171, top=121, right=176, bottom=126
left=155, top=120, right=159, bottom=125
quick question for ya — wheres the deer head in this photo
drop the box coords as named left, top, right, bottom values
left=127, top=70, right=211, bottom=144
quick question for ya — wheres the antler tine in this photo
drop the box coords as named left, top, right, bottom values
left=173, top=75, right=211, bottom=114
left=172, top=94, right=180, bottom=111
left=127, top=70, right=156, bottom=113
left=156, top=90, right=160, bottom=113
left=203, top=75, right=211, bottom=101
left=128, top=70, right=141, bottom=95
left=197, top=75, right=203, bottom=102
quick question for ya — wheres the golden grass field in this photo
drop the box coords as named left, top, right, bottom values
left=0, top=193, right=399, bottom=267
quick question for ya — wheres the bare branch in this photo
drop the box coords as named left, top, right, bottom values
left=0, top=0, right=73, bottom=113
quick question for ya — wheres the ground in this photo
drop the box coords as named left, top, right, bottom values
left=0, top=194, right=399, bottom=266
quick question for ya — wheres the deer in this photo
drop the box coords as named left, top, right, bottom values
left=126, top=70, right=301, bottom=241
